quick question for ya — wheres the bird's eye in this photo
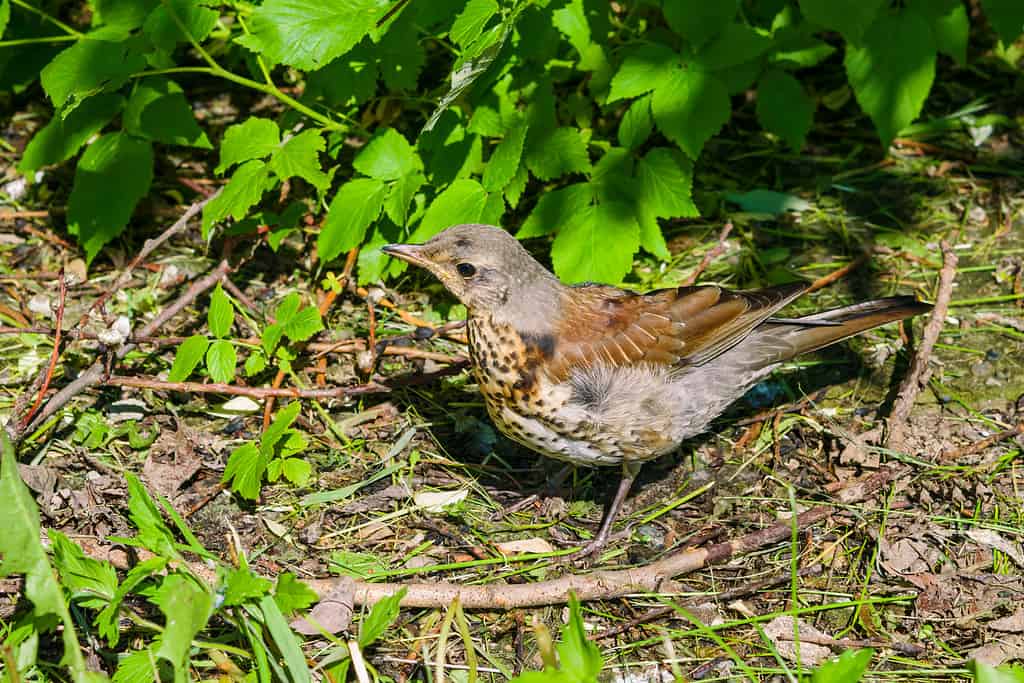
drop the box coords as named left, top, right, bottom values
left=456, top=262, right=476, bottom=278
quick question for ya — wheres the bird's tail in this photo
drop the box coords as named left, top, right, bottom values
left=738, top=296, right=933, bottom=368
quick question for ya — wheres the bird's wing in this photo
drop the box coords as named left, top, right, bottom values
left=542, top=282, right=808, bottom=380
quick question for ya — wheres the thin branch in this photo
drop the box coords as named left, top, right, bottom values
left=19, top=269, right=67, bottom=429
left=683, top=222, right=733, bottom=287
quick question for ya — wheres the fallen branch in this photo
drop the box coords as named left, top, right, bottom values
left=806, top=255, right=868, bottom=294
left=19, top=268, right=67, bottom=429
left=939, top=422, right=1024, bottom=462
left=683, top=222, right=733, bottom=286
left=885, top=241, right=958, bottom=448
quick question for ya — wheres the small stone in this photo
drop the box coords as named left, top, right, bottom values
left=27, top=294, right=52, bottom=318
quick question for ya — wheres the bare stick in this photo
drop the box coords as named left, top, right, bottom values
left=806, top=254, right=868, bottom=294
left=885, top=242, right=957, bottom=447
left=684, top=222, right=733, bottom=286
left=104, top=376, right=389, bottom=399
left=18, top=269, right=67, bottom=429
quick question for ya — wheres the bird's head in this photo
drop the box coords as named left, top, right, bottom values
left=382, top=224, right=560, bottom=314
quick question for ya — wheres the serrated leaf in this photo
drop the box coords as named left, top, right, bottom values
left=168, top=334, right=209, bottom=382
left=518, top=183, right=592, bottom=239
left=270, top=129, right=329, bottom=191
left=207, top=284, right=234, bottom=338
left=221, top=566, right=273, bottom=607
left=606, top=42, right=677, bottom=102
left=550, top=200, right=639, bottom=284
left=152, top=574, right=213, bottom=677
left=384, top=171, right=426, bottom=226
left=262, top=400, right=302, bottom=454
left=123, top=76, right=211, bottom=148
left=483, top=120, right=527, bottom=191
left=67, top=132, right=153, bottom=264
left=358, top=588, right=407, bottom=648
left=618, top=95, right=652, bottom=149
left=41, top=36, right=146, bottom=111
left=217, top=118, right=280, bottom=175
left=112, top=648, right=155, bottom=683
left=281, top=457, right=312, bottom=485
left=143, top=0, right=218, bottom=53
left=652, top=65, right=731, bottom=159
left=451, top=0, right=498, bottom=48
left=407, top=178, right=488, bottom=243
left=525, top=127, right=591, bottom=180
left=504, top=162, right=529, bottom=209
left=223, top=442, right=268, bottom=500
left=205, top=339, right=237, bottom=383
left=636, top=148, right=698, bottom=220
left=553, top=0, right=606, bottom=71
left=908, top=0, right=968, bottom=65
left=126, top=473, right=176, bottom=558
left=756, top=68, right=814, bottom=150
left=700, top=21, right=773, bottom=70
left=811, top=649, right=873, bottom=683
left=305, top=47, right=379, bottom=107
left=236, top=0, right=391, bottom=71
left=282, top=306, right=323, bottom=342
left=319, top=177, right=387, bottom=263
left=353, top=128, right=421, bottom=180
left=244, top=350, right=267, bottom=377
left=798, top=0, right=886, bottom=43
left=844, top=10, right=936, bottom=148
left=0, top=434, right=94, bottom=682
left=274, top=573, right=318, bottom=614
left=378, top=12, right=426, bottom=90
left=662, top=0, right=738, bottom=48
left=980, top=0, right=1024, bottom=46
left=94, top=0, right=158, bottom=34
left=203, top=160, right=276, bottom=237
left=18, top=93, right=123, bottom=175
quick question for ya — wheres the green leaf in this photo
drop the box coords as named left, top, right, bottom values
left=618, top=95, right=652, bottom=149
left=244, top=350, right=267, bottom=377
left=282, top=306, right=324, bottom=342
left=662, top=0, right=738, bottom=48
left=208, top=284, right=234, bottom=339
left=378, top=12, right=426, bottom=90
left=216, top=118, right=280, bottom=175
left=358, top=588, right=407, bottom=648
left=525, top=127, right=591, bottom=181
left=262, top=323, right=284, bottom=355
left=556, top=594, right=602, bottom=681
left=553, top=0, right=607, bottom=71
left=770, top=29, right=836, bottom=69
left=700, top=21, right=773, bottom=70
left=353, top=128, right=421, bottom=180
left=41, top=36, right=146, bottom=112
left=202, top=160, right=276, bottom=237
left=518, top=183, right=592, bottom=239
left=236, top=0, right=391, bottom=71
left=798, top=0, right=886, bottom=43
left=281, top=457, right=312, bottom=485
left=725, top=189, right=811, bottom=215
left=205, top=340, right=237, bottom=384
left=606, top=43, right=676, bottom=102
left=270, top=129, right=329, bottom=191
left=450, top=0, right=498, bottom=48
left=908, top=0, right=968, bottom=65
left=260, top=596, right=312, bottom=683
left=305, top=48, right=379, bottom=107
left=330, top=549, right=388, bottom=579
left=407, top=178, right=488, bottom=243
left=97, top=556, right=167, bottom=646
left=221, top=566, right=273, bottom=607
left=49, top=530, right=118, bottom=609
left=636, top=147, right=698, bottom=220
left=811, top=649, right=873, bottom=683
left=844, top=9, right=936, bottom=148
left=167, top=334, right=209, bottom=382
left=319, top=177, right=388, bottom=263
left=223, top=442, right=268, bottom=500
left=980, top=0, right=1024, bottom=46
left=152, top=574, right=213, bottom=677
left=504, top=161, right=529, bottom=209
left=483, top=120, right=528, bottom=191
left=273, top=573, right=319, bottom=615
left=0, top=433, right=94, bottom=682
left=94, top=0, right=158, bottom=34
left=126, top=473, right=177, bottom=559
left=262, top=399, right=302, bottom=453
left=756, top=68, right=814, bottom=150
left=652, top=65, right=731, bottom=159
left=17, top=93, right=123, bottom=175
left=969, top=660, right=1024, bottom=683
left=384, top=171, right=426, bottom=227
left=550, top=200, right=639, bottom=284
left=143, top=0, right=218, bottom=53
left=67, top=132, right=153, bottom=264
left=124, top=76, right=211, bottom=148
left=112, top=648, right=157, bottom=683
left=0, top=0, right=9, bottom=38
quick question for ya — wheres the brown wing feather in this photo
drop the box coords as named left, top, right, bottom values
left=543, top=283, right=808, bottom=380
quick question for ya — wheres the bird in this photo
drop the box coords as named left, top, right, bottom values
left=382, top=224, right=932, bottom=558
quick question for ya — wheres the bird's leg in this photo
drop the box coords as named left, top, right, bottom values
left=574, top=461, right=641, bottom=559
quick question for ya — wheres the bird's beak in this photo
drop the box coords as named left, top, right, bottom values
left=381, top=243, right=431, bottom=268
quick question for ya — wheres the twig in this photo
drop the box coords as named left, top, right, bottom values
left=805, top=255, right=869, bottom=294
left=104, top=376, right=389, bottom=399
left=9, top=260, right=232, bottom=442
left=18, top=269, right=67, bottom=429
left=939, top=422, right=1024, bottom=462
left=75, top=194, right=216, bottom=330
left=0, top=210, right=50, bottom=221
left=683, top=222, right=733, bottom=286
left=885, top=242, right=957, bottom=447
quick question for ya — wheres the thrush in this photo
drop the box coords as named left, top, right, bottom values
left=383, top=224, right=931, bottom=557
